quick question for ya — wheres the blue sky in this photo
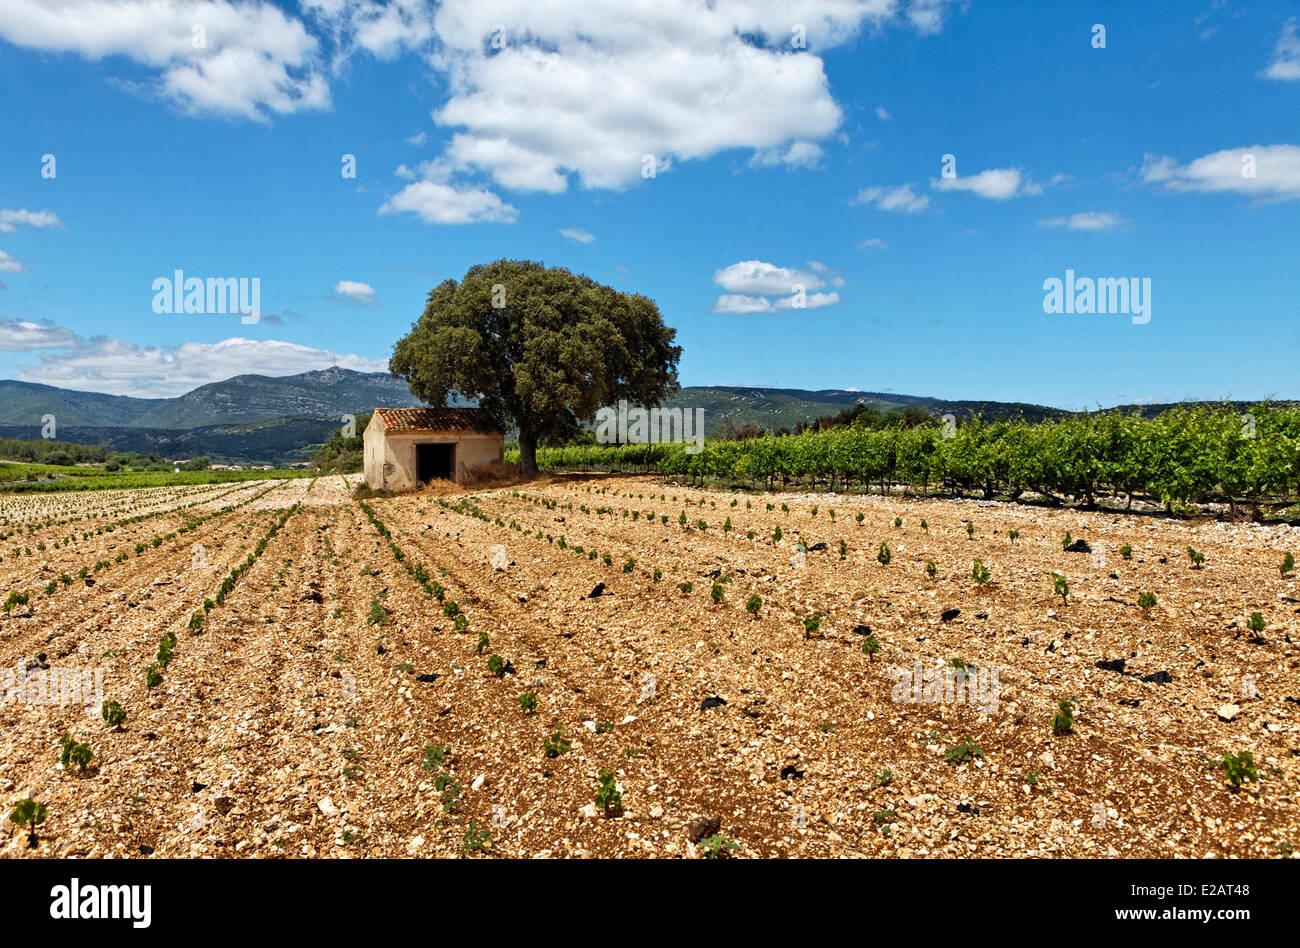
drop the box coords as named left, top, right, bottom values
left=0, top=0, right=1297, bottom=410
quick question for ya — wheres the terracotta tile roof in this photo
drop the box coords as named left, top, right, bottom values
left=373, top=406, right=497, bottom=433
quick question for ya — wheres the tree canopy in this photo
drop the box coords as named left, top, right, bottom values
left=390, top=260, right=681, bottom=472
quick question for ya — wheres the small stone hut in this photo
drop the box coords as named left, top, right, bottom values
left=363, top=407, right=504, bottom=490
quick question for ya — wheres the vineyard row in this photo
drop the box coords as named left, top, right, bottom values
left=515, top=405, right=1300, bottom=510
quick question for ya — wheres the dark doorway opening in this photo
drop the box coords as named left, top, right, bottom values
left=416, top=443, right=455, bottom=482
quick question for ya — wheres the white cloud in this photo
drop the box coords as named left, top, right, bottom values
left=714, top=260, right=825, bottom=295
left=394, top=163, right=417, bottom=180
left=931, top=167, right=1029, bottom=200
left=875, top=106, right=891, bottom=121
left=378, top=180, right=518, bottom=223
left=1141, top=145, right=1300, bottom=202
left=711, top=259, right=842, bottom=313
left=749, top=141, right=824, bottom=170
left=0, top=0, right=972, bottom=163
left=1262, top=18, right=1300, bottom=81
left=0, top=3, right=971, bottom=217
left=408, top=0, right=962, bottom=196
left=302, top=0, right=435, bottom=62
left=905, top=0, right=963, bottom=35
left=712, top=294, right=772, bottom=314
left=0, top=251, right=26, bottom=273
left=851, top=183, right=930, bottom=213
left=0, top=209, right=65, bottom=232
left=15, top=335, right=389, bottom=397
left=559, top=227, right=595, bottom=244
left=0, top=0, right=331, bottom=121
left=773, top=291, right=839, bottom=310
left=708, top=289, right=841, bottom=314
left=1038, top=211, right=1128, bottom=232
left=856, top=237, right=888, bottom=249
left=0, top=316, right=78, bottom=350
left=332, top=280, right=376, bottom=303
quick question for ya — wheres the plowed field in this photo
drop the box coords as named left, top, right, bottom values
left=3, top=474, right=1297, bottom=858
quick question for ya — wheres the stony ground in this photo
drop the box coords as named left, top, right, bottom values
left=2, top=473, right=1297, bottom=859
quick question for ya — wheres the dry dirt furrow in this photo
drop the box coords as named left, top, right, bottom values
left=495, top=482, right=1300, bottom=756
left=409, top=481, right=1300, bottom=857
left=0, top=481, right=278, bottom=607
left=383, top=495, right=883, bottom=856
left=4, top=475, right=1295, bottom=860
left=0, top=481, right=267, bottom=555
left=0, top=507, right=281, bottom=673
left=0, top=507, right=288, bottom=857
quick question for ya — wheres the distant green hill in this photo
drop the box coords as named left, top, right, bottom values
left=664, top=386, right=1068, bottom=433
left=0, top=416, right=340, bottom=468
left=0, top=380, right=168, bottom=428
left=0, top=370, right=1291, bottom=465
left=0, top=367, right=422, bottom=431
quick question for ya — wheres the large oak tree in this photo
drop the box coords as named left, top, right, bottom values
left=390, top=260, right=681, bottom=474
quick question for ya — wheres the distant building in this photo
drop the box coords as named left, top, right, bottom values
left=363, top=407, right=504, bottom=490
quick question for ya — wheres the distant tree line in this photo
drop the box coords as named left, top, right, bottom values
left=0, top=436, right=209, bottom=472
left=791, top=403, right=937, bottom=435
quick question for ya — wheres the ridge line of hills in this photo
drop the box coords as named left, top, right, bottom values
left=0, top=369, right=1290, bottom=466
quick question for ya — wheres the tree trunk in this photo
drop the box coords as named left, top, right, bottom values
left=518, top=427, right=539, bottom=475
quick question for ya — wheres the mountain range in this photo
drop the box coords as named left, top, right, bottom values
left=0, top=369, right=1287, bottom=466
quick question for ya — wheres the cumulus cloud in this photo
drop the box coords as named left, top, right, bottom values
left=930, top=166, right=1066, bottom=200
left=332, top=279, right=376, bottom=303
left=423, top=2, right=871, bottom=194
left=1141, top=145, right=1300, bottom=202
left=711, top=259, right=841, bottom=313
left=856, top=237, right=888, bottom=249
left=1038, top=211, right=1128, bottom=231
left=0, top=315, right=79, bottom=350
left=378, top=179, right=518, bottom=223
left=931, top=167, right=1022, bottom=200
left=0, top=251, right=26, bottom=273
left=713, top=291, right=843, bottom=314
left=714, top=260, right=826, bottom=296
left=1262, top=18, right=1300, bottom=81
left=0, top=0, right=331, bottom=121
left=875, top=106, right=891, bottom=120
left=15, top=334, right=389, bottom=397
left=712, top=294, right=773, bottom=314
left=302, top=0, right=435, bottom=62
left=367, top=0, right=965, bottom=213
left=559, top=227, right=595, bottom=244
left=773, top=291, right=839, bottom=310
left=0, top=3, right=973, bottom=220
left=710, top=289, right=839, bottom=313
left=850, top=183, right=930, bottom=213
left=0, top=209, right=65, bottom=232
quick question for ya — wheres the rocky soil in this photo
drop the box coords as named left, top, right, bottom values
left=2, top=474, right=1296, bottom=859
